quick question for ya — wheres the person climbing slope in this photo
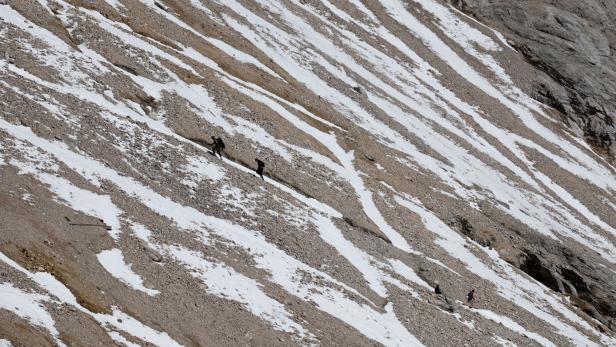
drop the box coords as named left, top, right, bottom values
left=429, top=282, right=455, bottom=312
left=215, top=137, right=225, bottom=159
left=210, top=136, right=218, bottom=156
left=466, top=288, right=476, bottom=306
left=255, top=158, right=265, bottom=180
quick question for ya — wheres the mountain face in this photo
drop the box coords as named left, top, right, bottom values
left=0, top=0, right=615, bottom=346
left=451, top=0, right=616, bottom=159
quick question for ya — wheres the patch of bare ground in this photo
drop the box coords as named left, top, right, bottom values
left=166, top=0, right=352, bottom=130
left=0, top=311, right=57, bottom=347
left=0, top=169, right=114, bottom=315
left=9, top=0, right=79, bottom=50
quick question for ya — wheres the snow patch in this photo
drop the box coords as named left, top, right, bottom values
left=180, top=155, right=226, bottom=189
left=0, top=283, right=65, bottom=347
left=6, top=140, right=123, bottom=239
left=103, top=0, right=126, bottom=11
left=97, top=248, right=159, bottom=296
left=493, top=335, right=518, bottom=347
left=206, top=37, right=281, bottom=78
left=388, top=259, right=431, bottom=289
left=218, top=185, right=258, bottom=217
left=108, top=332, right=141, bottom=347
left=472, top=308, right=555, bottom=347
left=0, top=252, right=182, bottom=347
left=169, top=245, right=311, bottom=338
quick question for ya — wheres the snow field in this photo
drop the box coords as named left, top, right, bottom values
left=394, top=194, right=610, bottom=346
left=471, top=308, right=556, bottom=347
left=0, top=252, right=182, bottom=347
left=1, top=0, right=615, bottom=345
left=0, top=283, right=65, bottom=347
left=219, top=0, right=616, bottom=261
left=1, top=120, right=428, bottom=345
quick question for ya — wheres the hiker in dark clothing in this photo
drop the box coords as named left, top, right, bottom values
left=430, top=282, right=454, bottom=311
left=467, top=288, right=475, bottom=305
left=255, top=158, right=265, bottom=180
left=215, top=137, right=225, bottom=159
left=209, top=136, right=225, bottom=159
left=210, top=136, right=218, bottom=155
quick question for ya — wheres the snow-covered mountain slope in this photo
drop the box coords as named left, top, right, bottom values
left=1, top=0, right=615, bottom=346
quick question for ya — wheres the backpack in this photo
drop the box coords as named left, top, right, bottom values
left=217, top=138, right=225, bottom=149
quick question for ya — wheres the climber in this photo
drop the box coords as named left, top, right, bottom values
left=210, top=136, right=218, bottom=156
left=434, top=283, right=442, bottom=295
left=255, top=158, right=265, bottom=180
left=215, top=137, right=225, bottom=159
left=466, top=288, right=475, bottom=305
left=429, top=282, right=455, bottom=312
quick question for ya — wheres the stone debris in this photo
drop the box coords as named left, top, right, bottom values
left=0, top=0, right=614, bottom=346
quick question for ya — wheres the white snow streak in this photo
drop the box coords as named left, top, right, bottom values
left=472, top=308, right=555, bottom=347
left=0, top=252, right=182, bottom=347
left=3, top=1, right=616, bottom=345
left=97, top=248, right=160, bottom=296
left=0, top=283, right=65, bottom=347
left=0, top=121, right=423, bottom=346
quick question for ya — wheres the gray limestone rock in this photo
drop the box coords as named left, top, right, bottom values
left=448, top=1, right=616, bottom=325
left=450, top=0, right=616, bottom=158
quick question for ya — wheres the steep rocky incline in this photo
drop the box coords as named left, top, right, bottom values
left=450, top=0, right=616, bottom=159
left=1, top=0, right=616, bottom=346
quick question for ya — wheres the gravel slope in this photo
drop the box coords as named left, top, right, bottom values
left=0, top=0, right=615, bottom=346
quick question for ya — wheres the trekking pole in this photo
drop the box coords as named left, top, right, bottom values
left=68, top=223, right=112, bottom=231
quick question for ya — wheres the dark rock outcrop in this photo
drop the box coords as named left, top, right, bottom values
left=450, top=0, right=616, bottom=159
left=518, top=246, right=616, bottom=331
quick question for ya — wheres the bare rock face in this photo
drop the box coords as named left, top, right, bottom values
left=451, top=0, right=616, bottom=328
left=450, top=0, right=616, bottom=158
left=519, top=246, right=616, bottom=331
left=449, top=210, right=616, bottom=331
